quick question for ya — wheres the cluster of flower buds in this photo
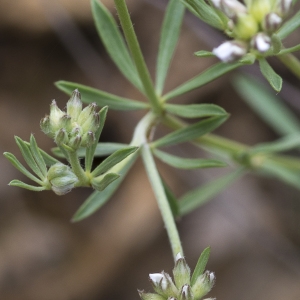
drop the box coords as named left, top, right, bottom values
left=40, top=89, right=100, bottom=150
left=211, top=0, right=293, bottom=62
left=139, top=253, right=215, bottom=300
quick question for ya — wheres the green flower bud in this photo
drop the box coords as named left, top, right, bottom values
left=149, top=272, right=178, bottom=298
left=54, top=128, right=69, bottom=145
left=60, top=114, right=72, bottom=132
left=179, top=284, right=193, bottom=300
left=69, top=134, right=82, bottom=150
left=233, top=14, right=258, bottom=40
left=173, top=254, right=191, bottom=289
left=47, top=163, right=78, bottom=195
left=191, top=271, right=215, bottom=300
left=249, top=0, right=272, bottom=23
left=77, top=103, right=97, bottom=125
left=40, top=116, right=52, bottom=137
left=81, top=112, right=100, bottom=133
left=81, top=131, right=95, bottom=147
left=49, top=100, right=64, bottom=132
left=138, top=290, right=165, bottom=300
left=67, top=89, right=82, bottom=121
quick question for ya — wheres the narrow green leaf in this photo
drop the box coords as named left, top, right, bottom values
left=85, top=106, right=108, bottom=173
left=91, top=146, right=138, bottom=177
left=191, top=247, right=211, bottom=285
left=259, top=58, right=282, bottom=92
left=179, top=169, right=244, bottom=216
left=156, top=0, right=185, bottom=95
left=233, top=75, right=300, bottom=135
left=91, top=173, right=120, bottom=191
left=91, top=0, right=143, bottom=92
left=271, top=34, right=282, bottom=55
left=261, top=159, right=300, bottom=190
left=15, top=136, right=45, bottom=180
left=29, top=135, right=47, bottom=177
left=250, top=133, right=300, bottom=154
left=165, top=103, right=227, bottom=118
left=55, top=81, right=149, bottom=111
left=24, top=141, right=59, bottom=166
left=153, top=148, right=226, bottom=169
left=182, top=0, right=225, bottom=30
left=3, top=152, right=44, bottom=185
left=161, top=177, right=180, bottom=217
left=72, top=149, right=139, bottom=221
left=194, top=50, right=214, bottom=57
left=152, top=115, right=228, bottom=148
left=164, top=61, right=245, bottom=100
left=277, top=11, right=300, bottom=40
left=9, top=180, right=46, bottom=192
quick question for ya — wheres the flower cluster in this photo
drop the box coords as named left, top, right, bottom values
left=139, top=253, right=215, bottom=300
left=40, top=89, right=100, bottom=150
left=211, top=0, right=293, bottom=62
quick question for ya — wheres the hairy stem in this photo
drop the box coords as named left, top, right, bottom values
left=68, top=151, right=90, bottom=186
left=278, top=53, right=300, bottom=80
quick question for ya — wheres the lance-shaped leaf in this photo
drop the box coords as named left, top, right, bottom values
left=191, top=247, right=211, bottom=286
left=156, top=0, right=185, bottom=95
left=165, top=103, right=227, bottom=118
left=194, top=50, right=214, bottom=58
left=250, top=133, right=300, bottom=154
left=233, top=75, right=300, bottom=135
left=164, top=61, right=246, bottom=100
left=91, top=173, right=120, bottom=191
left=277, top=11, right=300, bottom=40
left=55, top=81, right=149, bottom=111
left=91, top=146, right=139, bottom=177
left=26, top=144, right=59, bottom=167
left=153, top=148, right=226, bottom=169
left=85, top=106, right=107, bottom=173
left=9, top=180, right=46, bottom=192
left=3, top=152, right=44, bottom=185
left=72, top=149, right=139, bottom=221
left=261, top=159, right=300, bottom=190
left=279, top=44, right=300, bottom=55
left=15, top=136, right=45, bottom=180
left=182, top=0, right=225, bottom=30
left=152, top=115, right=228, bottom=148
left=259, top=58, right=282, bottom=92
left=179, top=168, right=244, bottom=216
left=29, top=135, right=47, bottom=178
left=91, top=0, right=144, bottom=92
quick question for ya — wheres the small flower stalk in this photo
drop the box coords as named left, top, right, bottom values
left=202, top=0, right=294, bottom=62
left=139, top=250, right=215, bottom=300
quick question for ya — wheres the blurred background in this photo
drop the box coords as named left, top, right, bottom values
left=1, top=0, right=300, bottom=299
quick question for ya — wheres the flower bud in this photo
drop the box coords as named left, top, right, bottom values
left=263, top=13, right=282, bottom=33
left=138, top=290, right=165, bottom=300
left=54, top=128, right=69, bottom=145
left=49, top=100, right=64, bottom=132
left=212, top=0, right=247, bottom=18
left=276, top=0, right=293, bottom=16
left=249, top=0, right=272, bottom=23
left=173, top=255, right=191, bottom=289
left=81, top=131, right=95, bottom=147
left=67, top=89, right=82, bottom=121
left=69, top=134, right=82, bottom=150
left=179, top=284, right=193, bottom=300
left=40, top=116, right=52, bottom=137
left=60, top=114, right=72, bottom=132
left=233, top=14, right=258, bottom=40
left=77, top=103, right=97, bottom=125
left=213, top=41, right=247, bottom=62
left=81, top=112, right=100, bottom=133
left=47, top=163, right=78, bottom=195
left=149, top=272, right=178, bottom=298
left=251, top=32, right=271, bottom=53
left=191, top=271, right=215, bottom=300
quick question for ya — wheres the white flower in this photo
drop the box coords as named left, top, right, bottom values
left=212, top=0, right=247, bottom=18
left=251, top=33, right=271, bottom=52
left=212, top=41, right=247, bottom=62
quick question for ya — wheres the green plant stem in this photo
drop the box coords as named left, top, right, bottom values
left=114, top=0, right=162, bottom=115
left=277, top=53, right=300, bottom=80
left=68, top=151, right=90, bottom=186
left=141, top=142, right=183, bottom=260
